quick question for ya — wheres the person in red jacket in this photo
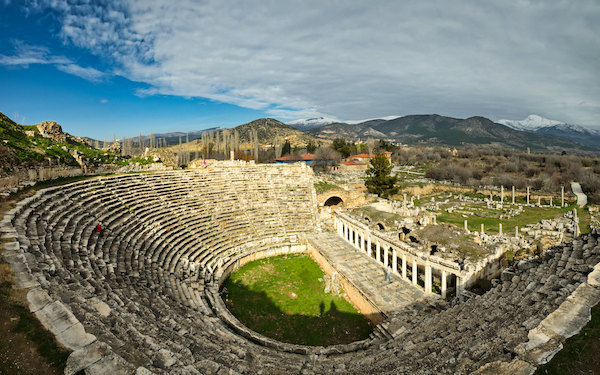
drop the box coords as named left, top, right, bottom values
left=96, top=223, right=104, bottom=235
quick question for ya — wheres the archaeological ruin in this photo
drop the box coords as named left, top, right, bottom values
left=1, top=161, right=599, bottom=374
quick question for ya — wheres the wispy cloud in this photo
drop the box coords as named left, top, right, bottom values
left=56, top=63, right=104, bottom=82
left=100, top=98, right=108, bottom=104
left=22, top=0, right=600, bottom=126
left=0, top=42, right=105, bottom=82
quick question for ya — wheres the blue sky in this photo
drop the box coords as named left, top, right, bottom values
left=1, top=1, right=599, bottom=139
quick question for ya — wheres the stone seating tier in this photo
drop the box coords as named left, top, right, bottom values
left=3, top=164, right=599, bottom=374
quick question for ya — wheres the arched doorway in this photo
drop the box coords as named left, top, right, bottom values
left=324, top=196, right=344, bottom=206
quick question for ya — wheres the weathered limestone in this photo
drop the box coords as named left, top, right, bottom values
left=2, top=163, right=599, bottom=375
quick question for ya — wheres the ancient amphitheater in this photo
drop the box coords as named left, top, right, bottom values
left=2, top=162, right=599, bottom=374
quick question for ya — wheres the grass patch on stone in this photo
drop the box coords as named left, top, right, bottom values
left=535, top=303, right=600, bottom=375
left=222, top=254, right=373, bottom=346
left=314, top=181, right=340, bottom=194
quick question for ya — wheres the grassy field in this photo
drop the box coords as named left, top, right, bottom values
left=222, top=254, right=373, bottom=346
left=438, top=203, right=576, bottom=234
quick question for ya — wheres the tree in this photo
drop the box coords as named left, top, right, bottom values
left=312, top=147, right=340, bottom=173
left=306, top=140, right=317, bottom=153
left=332, top=138, right=355, bottom=158
left=365, top=153, right=398, bottom=198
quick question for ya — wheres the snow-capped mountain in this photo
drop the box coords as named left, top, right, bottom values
left=286, top=117, right=340, bottom=129
left=497, top=115, right=600, bottom=147
left=346, top=115, right=401, bottom=125
left=287, top=115, right=402, bottom=129
left=497, top=114, right=562, bottom=131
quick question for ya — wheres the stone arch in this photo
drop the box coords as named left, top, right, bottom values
left=323, top=196, right=344, bottom=206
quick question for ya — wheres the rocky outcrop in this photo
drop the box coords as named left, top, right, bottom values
left=36, top=121, right=66, bottom=143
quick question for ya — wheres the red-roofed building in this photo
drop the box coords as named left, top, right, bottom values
left=348, top=151, right=391, bottom=164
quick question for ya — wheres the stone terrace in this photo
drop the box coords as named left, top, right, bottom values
left=1, top=163, right=599, bottom=374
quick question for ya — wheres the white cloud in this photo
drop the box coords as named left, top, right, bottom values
left=0, top=43, right=70, bottom=66
left=100, top=98, right=108, bottom=104
left=0, top=42, right=105, bottom=82
left=25, top=0, right=600, bottom=127
left=56, top=63, right=104, bottom=82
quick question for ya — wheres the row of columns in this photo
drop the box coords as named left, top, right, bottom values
left=335, top=216, right=462, bottom=298
left=491, top=185, right=566, bottom=207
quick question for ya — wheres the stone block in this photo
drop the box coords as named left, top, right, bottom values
left=85, top=352, right=135, bottom=375
left=65, top=341, right=113, bottom=375
left=473, top=359, right=536, bottom=375
left=56, top=322, right=96, bottom=351
left=540, top=299, right=591, bottom=339
left=567, top=283, right=600, bottom=308
left=27, top=287, right=53, bottom=312
left=588, top=266, right=600, bottom=287
left=35, top=301, right=79, bottom=333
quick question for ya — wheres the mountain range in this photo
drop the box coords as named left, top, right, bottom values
left=497, top=115, right=600, bottom=148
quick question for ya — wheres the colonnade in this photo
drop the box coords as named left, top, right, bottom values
left=334, top=212, right=465, bottom=298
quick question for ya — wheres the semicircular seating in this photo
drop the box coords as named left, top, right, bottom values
left=3, top=163, right=600, bottom=374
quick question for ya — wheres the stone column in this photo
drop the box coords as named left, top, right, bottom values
left=537, top=196, right=541, bottom=207
left=383, top=246, right=389, bottom=267
left=561, top=186, right=565, bottom=207
left=464, top=220, right=468, bottom=232
left=376, top=242, right=381, bottom=262
left=432, top=215, right=437, bottom=225
left=500, top=186, right=504, bottom=207
left=489, top=192, right=493, bottom=201
left=527, top=186, right=530, bottom=204
left=412, top=259, right=418, bottom=285
left=550, top=197, right=553, bottom=207
left=456, top=276, right=463, bottom=298
left=481, top=223, right=484, bottom=235
left=424, top=263, right=432, bottom=294
left=499, top=223, right=502, bottom=236
left=360, top=233, right=366, bottom=252
left=441, top=270, right=447, bottom=298
left=367, top=236, right=372, bottom=257
left=402, top=254, right=407, bottom=279
left=392, top=249, right=398, bottom=273
left=512, top=186, right=515, bottom=204
left=515, top=226, right=519, bottom=238
left=403, top=193, right=407, bottom=215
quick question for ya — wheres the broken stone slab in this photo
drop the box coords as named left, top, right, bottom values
left=567, top=283, right=600, bottom=308
left=154, top=348, right=177, bottom=369
left=65, top=341, right=113, bottom=375
left=34, top=300, right=80, bottom=333
left=539, top=299, right=591, bottom=339
left=588, top=266, right=600, bottom=287
left=516, top=336, right=564, bottom=365
left=27, top=287, right=54, bottom=312
left=473, top=359, right=536, bottom=375
left=136, top=367, right=155, bottom=375
left=84, top=352, right=136, bottom=375
left=13, top=271, right=39, bottom=289
left=56, top=322, right=96, bottom=351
